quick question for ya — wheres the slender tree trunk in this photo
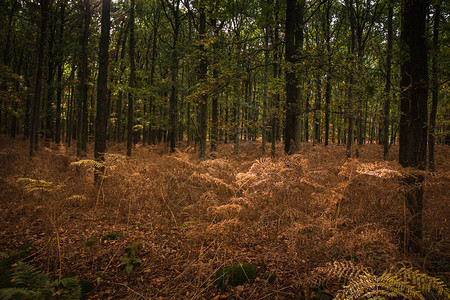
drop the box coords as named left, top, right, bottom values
left=313, top=76, right=321, bottom=145
left=284, top=0, right=303, bottom=154
left=55, top=1, right=65, bottom=144
left=30, top=0, right=49, bottom=156
left=127, top=0, right=135, bottom=156
left=428, top=3, right=440, bottom=171
left=346, top=0, right=356, bottom=159
left=399, top=0, right=428, bottom=253
left=77, top=0, right=91, bottom=157
left=198, top=3, right=208, bottom=159
left=45, top=10, right=56, bottom=144
left=383, top=0, right=393, bottom=160
left=94, top=0, right=111, bottom=177
left=324, top=0, right=332, bottom=146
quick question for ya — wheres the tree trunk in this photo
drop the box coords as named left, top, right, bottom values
left=284, top=0, right=303, bottom=154
left=30, top=0, right=49, bottom=156
left=55, top=1, right=65, bottom=144
left=399, top=0, right=428, bottom=253
left=428, top=3, right=440, bottom=171
left=127, top=0, right=135, bottom=156
left=198, top=3, right=208, bottom=159
left=77, top=0, right=91, bottom=158
left=94, top=0, right=111, bottom=181
left=383, top=0, right=393, bottom=160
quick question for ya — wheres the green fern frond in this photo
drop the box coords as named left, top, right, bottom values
left=17, top=178, right=64, bottom=193
left=51, top=276, right=82, bottom=300
left=0, top=287, right=47, bottom=300
left=11, top=262, right=48, bottom=290
left=70, top=159, right=104, bottom=170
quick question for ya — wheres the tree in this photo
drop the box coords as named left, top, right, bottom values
left=383, top=0, right=393, bottom=160
left=127, top=0, right=135, bottom=156
left=94, top=0, right=111, bottom=177
left=77, top=0, right=91, bottom=158
left=30, top=0, right=49, bottom=157
left=284, top=0, right=304, bottom=154
left=428, top=2, right=441, bottom=171
left=197, top=1, right=208, bottom=159
left=399, top=0, right=428, bottom=252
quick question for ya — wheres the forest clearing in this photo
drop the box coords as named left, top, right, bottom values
left=0, top=137, right=449, bottom=299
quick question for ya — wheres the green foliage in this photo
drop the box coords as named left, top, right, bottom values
left=0, top=243, right=32, bottom=289
left=84, top=237, right=97, bottom=247
left=262, top=272, right=276, bottom=284
left=215, top=262, right=257, bottom=291
left=120, top=243, right=142, bottom=274
left=309, top=261, right=450, bottom=300
left=0, top=262, right=82, bottom=300
left=101, top=232, right=122, bottom=241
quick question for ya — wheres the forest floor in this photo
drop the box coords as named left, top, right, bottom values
left=0, top=136, right=449, bottom=299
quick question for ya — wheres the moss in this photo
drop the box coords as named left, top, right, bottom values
left=215, top=262, right=257, bottom=291
left=101, top=232, right=122, bottom=240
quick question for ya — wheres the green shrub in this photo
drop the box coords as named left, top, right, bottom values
left=120, top=243, right=142, bottom=274
left=215, top=262, right=257, bottom=291
left=101, top=232, right=122, bottom=241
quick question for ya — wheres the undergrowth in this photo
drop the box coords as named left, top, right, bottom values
left=0, top=138, right=448, bottom=299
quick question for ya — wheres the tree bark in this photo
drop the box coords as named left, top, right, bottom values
left=30, top=0, right=49, bottom=156
left=77, top=0, right=91, bottom=158
left=94, top=0, right=111, bottom=178
left=399, top=0, right=428, bottom=253
left=428, top=3, right=440, bottom=171
left=383, top=0, right=393, bottom=160
left=198, top=2, right=208, bottom=159
left=127, top=0, right=135, bottom=156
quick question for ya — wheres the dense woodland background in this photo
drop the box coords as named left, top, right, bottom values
left=0, top=0, right=450, bottom=299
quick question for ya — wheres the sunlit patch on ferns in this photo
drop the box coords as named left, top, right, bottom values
left=17, top=178, right=64, bottom=193
left=70, top=159, right=104, bottom=170
left=309, top=261, right=450, bottom=300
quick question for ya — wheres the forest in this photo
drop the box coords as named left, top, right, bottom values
left=0, top=0, right=449, bottom=299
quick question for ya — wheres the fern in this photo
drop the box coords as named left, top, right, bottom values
left=310, top=261, right=450, bottom=300
left=17, top=178, right=64, bottom=193
left=70, top=159, right=104, bottom=170
left=0, top=262, right=82, bottom=300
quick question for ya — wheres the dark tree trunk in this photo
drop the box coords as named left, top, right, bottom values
left=198, top=2, right=208, bottom=159
left=30, top=0, right=49, bottom=156
left=77, top=0, right=91, bottom=157
left=55, top=1, right=66, bottom=144
left=313, top=76, right=321, bottom=145
left=428, top=3, right=441, bottom=171
left=127, top=0, right=135, bottom=156
left=210, top=20, right=219, bottom=153
left=399, top=0, right=428, bottom=253
left=324, top=0, right=332, bottom=146
left=284, top=0, right=303, bottom=154
left=45, top=7, right=56, bottom=144
left=383, top=0, right=393, bottom=160
left=345, top=0, right=356, bottom=159
left=94, top=0, right=111, bottom=177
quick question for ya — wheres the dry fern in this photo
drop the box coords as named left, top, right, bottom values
left=70, top=159, right=104, bottom=170
left=310, top=261, right=450, bottom=300
left=17, top=178, right=64, bottom=193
